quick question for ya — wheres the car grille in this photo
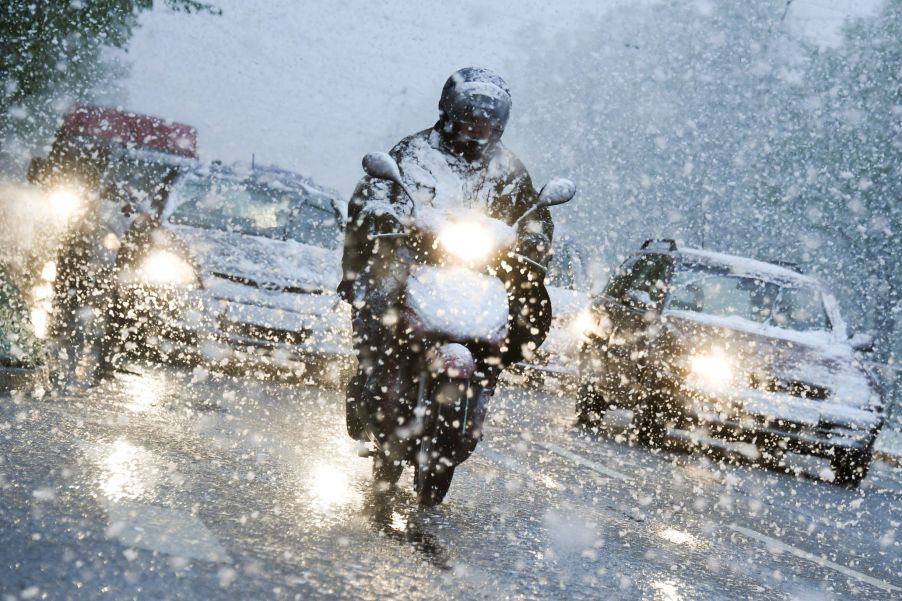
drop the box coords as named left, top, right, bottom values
left=221, top=320, right=309, bottom=345
left=749, top=373, right=830, bottom=400
left=211, top=272, right=325, bottom=295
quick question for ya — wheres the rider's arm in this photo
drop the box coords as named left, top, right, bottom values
left=338, top=176, right=407, bottom=302
left=507, top=168, right=554, bottom=267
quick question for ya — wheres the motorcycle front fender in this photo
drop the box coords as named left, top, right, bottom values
left=430, top=342, right=476, bottom=380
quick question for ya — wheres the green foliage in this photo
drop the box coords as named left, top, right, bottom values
left=0, top=0, right=218, bottom=158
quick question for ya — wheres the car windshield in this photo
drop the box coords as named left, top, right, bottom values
left=168, top=176, right=340, bottom=248
left=664, top=268, right=831, bottom=331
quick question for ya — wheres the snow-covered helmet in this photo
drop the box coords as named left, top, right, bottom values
left=438, top=67, right=512, bottom=157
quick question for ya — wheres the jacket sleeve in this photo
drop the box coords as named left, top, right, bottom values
left=504, top=164, right=554, bottom=267
left=338, top=176, right=389, bottom=302
left=338, top=151, right=416, bottom=302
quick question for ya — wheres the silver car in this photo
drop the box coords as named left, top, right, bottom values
left=577, top=241, right=884, bottom=486
left=112, top=163, right=352, bottom=376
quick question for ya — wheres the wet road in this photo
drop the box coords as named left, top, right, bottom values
left=1, top=364, right=900, bottom=600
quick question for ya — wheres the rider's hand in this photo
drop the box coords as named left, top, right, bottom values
left=516, top=232, right=550, bottom=264
left=363, top=209, right=403, bottom=237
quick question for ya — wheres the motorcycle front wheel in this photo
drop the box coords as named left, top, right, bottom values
left=413, top=376, right=469, bottom=506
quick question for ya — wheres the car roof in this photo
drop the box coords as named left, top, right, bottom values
left=639, top=246, right=820, bottom=287
left=169, top=161, right=346, bottom=218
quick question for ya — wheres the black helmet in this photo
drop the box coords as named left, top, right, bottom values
left=438, top=67, right=511, bottom=156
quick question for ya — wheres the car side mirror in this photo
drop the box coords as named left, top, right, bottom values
left=849, top=332, right=875, bottom=353
left=27, top=157, right=48, bottom=185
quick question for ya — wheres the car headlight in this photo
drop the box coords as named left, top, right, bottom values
left=137, top=250, right=198, bottom=287
left=687, top=350, right=735, bottom=389
left=570, top=309, right=597, bottom=337
left=437, top=221, right=495, bottom=262
left=48, top=188, right=81, bottom=219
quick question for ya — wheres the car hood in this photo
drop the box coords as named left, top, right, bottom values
left=164, top=224, right=341, bottom=293
left=661, top=310, right=878, bottom=411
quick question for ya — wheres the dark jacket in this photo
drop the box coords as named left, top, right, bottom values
left=339, top=126, right=554, bottom=364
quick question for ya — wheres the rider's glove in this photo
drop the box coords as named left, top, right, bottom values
left=362, top=208, right=403, bottom=237
left=517, top=232, right=551, bottom=265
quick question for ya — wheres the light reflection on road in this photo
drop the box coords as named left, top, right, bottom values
left=650, top=579, right=685, bottom=601
left=99, top=438, right=161, bottom=503
left=307, top=462, right=360, bottom=513
left=123, top=370, right=168, bottom=414
left=654, top=526, right=707, bottom=550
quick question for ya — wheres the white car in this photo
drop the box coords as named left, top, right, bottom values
left=112, top=162, right=352, bottom=376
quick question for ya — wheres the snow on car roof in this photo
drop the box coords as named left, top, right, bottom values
left=185, top=160, right=345, bottom=211
left=674, top=247, right=818, bottom=286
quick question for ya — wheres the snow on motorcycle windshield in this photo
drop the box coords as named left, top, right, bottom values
left=405, top=265, right=509, bottom=345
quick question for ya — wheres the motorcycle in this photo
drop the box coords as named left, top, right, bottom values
left=354, top=152, right=575, bottom=505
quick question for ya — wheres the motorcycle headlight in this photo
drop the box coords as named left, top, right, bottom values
left=437, top=221, right=496, bottom=262
left=48, top=188, right=81, bottom=219
left=137, top=250, right=198, bottom=288
left=687, top=350, right=735, bottom=390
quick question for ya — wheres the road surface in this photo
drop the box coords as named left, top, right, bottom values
left=1, top=363, right=899, bottom=599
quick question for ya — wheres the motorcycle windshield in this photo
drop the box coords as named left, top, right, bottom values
left=405, top=265, right=508, bottom=345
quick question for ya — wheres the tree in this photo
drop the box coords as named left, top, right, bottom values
left=0, top=0, right=218, bottom=168
left=516, top=0, right=806, bottom=273
left=747, top=0, right=901, bottom=360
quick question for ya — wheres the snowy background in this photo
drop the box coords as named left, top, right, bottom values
left=121, top=0, right=882, bottom=196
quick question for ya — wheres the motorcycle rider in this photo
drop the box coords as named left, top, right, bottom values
left=339, top=67, right=554, bottom=450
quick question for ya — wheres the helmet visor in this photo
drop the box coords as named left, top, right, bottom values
left=452, top=119, right=501, bottom=144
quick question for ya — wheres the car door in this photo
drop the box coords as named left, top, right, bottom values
left=596, top=253, right=672, bottom=401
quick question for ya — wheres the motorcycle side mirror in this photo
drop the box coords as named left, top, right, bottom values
left=513, top=178, right=576, bottom=227
left=361, top=152, right=417, bottom=210
left=362, top=152, right=402, bottom=184
left=537, top=178, right=576, bottom=208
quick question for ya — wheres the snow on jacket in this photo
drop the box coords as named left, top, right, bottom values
left=339, top=126, right=553, bottom=301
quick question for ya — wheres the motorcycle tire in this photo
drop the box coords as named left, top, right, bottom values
left=373, top=453, right=404, bottom=487
left=414, top=461, right=454, bottom=507
left=413, top=376, right=468, bottom=506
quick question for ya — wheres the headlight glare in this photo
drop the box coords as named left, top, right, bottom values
left=688, top=350, right=734, bottom=389
left=571, top=309, right=597, bottom=337
left=437, top=221, right=495, bottom=262
left=138, top=250, right=198, bottom=287
left=48, top=188, right=80, bottom=219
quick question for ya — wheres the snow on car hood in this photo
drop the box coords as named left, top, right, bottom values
left=662, top=310, right=878, bottom=411
left=164, top=224, right=340, bottom=293
left=547, top=286, right=589, bottom=322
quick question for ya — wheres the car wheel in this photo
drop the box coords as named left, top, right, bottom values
left=633, top=394, right=669, bottom=448
left=831, top=448, right=871, bottom=488
left=576, top=380, right=606, bottom=426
